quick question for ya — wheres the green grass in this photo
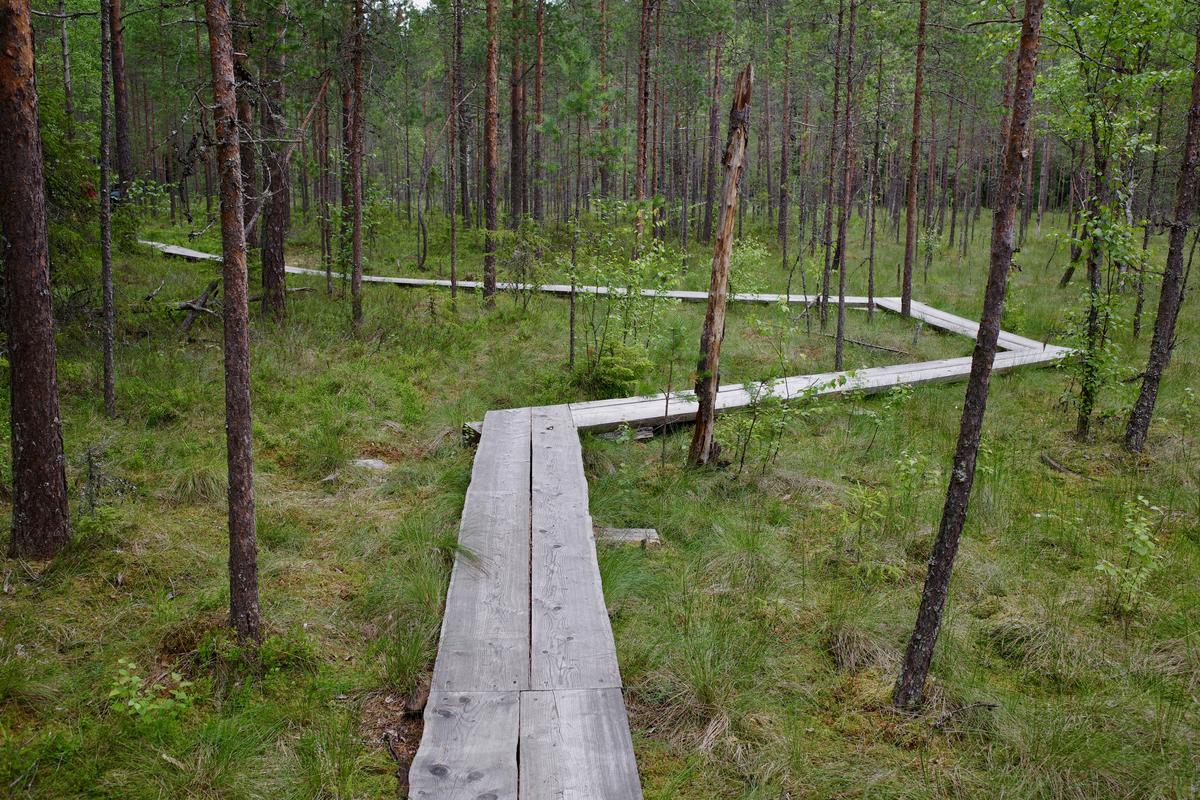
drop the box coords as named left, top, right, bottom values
left=2, top=202, right=1196, bottom=798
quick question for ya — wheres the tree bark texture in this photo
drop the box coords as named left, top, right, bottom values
left=688, top=64, right=753, bottom=468
left=204, top=0, right=262, bottom=642
left=1, top=0, right=72, bottom=560
left=484, top=0, right=499, bottom=302
left=894, top=0, right=1044, bottom=709
left=260, top=3, right=288, bottom=320
left=901, top=0, right=927, bottom=317
left=110, top=0, right=134, bottom=190
left=350, top=0, right=365, bottom=329
left=1125, top=28, right=1200, bottom=452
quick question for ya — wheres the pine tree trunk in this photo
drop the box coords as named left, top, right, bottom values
left=834, top=0, right=857, bottom=370
left=203, top=0, right=262, bottom=642
left=233, top=0, right=257, bottom=241
left=484, top=0, right=499, bottom=303
left=777, top=19, right=791, bottom=272
left=110, top=0, right=133, bottom=190
left=894, top=0, right=1044, bottom=708
left=509, top=0, right=525, bottom=227
left=635, top=0, right=655, bottom=213
left=59, top=0, right=74, bottom=139
left=688, top=64, right=753, bottom=468
left=598, top=0, right=611, bottom=198
left=532, top=0, right=544, bottom=222
left=1125, top=28, right=1200, bottom=453
left=1, top=0, right=72, bottom=560
left=100, top=0, right=116, bottom=416
left=820, top=0, right=844, bottom=329
left=260, top=3, right=288, bottom=320
left=901, top=0, right=927, bottom=317
left=350, top=0, right=364, bottom=329
left=701, top=34, right=721, bottom=243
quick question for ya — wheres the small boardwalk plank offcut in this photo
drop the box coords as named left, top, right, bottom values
left=531, top=405, right=622, bottom=690
left=519, top=688, right=643, bottom=800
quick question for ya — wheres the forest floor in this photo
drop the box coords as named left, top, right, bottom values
left=2, top=207, right=1197, bottom=799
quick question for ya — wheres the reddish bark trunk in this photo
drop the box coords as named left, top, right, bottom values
left=204, top=0, right=262, bottom=642
left=484, top=0, right=499, bottom=302
left=350, top=0, right=364, bottom=329
left=1, top=0, right=72, bottom=560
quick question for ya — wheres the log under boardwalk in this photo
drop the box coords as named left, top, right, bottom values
left=145, top=239, right=1067, bottom=797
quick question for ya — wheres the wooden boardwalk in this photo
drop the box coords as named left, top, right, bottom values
left=409, top=406, right=641, bottom=799
left=145, top=239, right=1067, bottom=797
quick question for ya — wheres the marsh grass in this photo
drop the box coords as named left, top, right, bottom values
left=1, top=208, right=1195, bottom=797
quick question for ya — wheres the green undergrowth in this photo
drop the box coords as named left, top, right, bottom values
left=1, top=207, right=1196, bottom=798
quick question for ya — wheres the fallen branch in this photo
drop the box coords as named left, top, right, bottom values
left=1040, top=452, right=1094, bottom=480
left=179, top=279, right=220, bottom=332
left=816, top=331, right=911, bottom=355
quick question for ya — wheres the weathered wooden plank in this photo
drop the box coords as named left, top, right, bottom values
left=518, top=688, right=643, bottom=800
left=531, top=405, right=622, bottom=691
left=567, top=347, right=1065, bottom=432
left=431, top=407, right=532, bottom=692
left=409, top=691, right=520, bottom=800
left=595, top=527, right=661, bottom=548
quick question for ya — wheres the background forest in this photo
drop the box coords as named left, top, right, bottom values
left=2, top=0, right=1198, bottom=797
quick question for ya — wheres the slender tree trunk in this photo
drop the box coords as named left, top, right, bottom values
left=260, top=3, right=288, bottom=320
left=350, top=0, right=364, bottom=329
left=204, top=0, right=262, bottom=642
left=1134, top=87, right=1166, bottom=339
left=635, top=0, right=656, bottom=242
left=868, top=46, right=883, bottom=319
left=455, top=0, right=470, bottom=226
left=2, top=0, right=72, bottom=560
left=484, top=0, right=499, bottom=303
left=110, top=0, right=133, bottom=191
left=701, top=34, right=721, bottom=243
left=100, top=0, right=116, bottom=416
left=834, top=0, right=857, bottom=370
left=509, top=0, right=524, bottom=226
left=58, top=0, right=74, bottom=139
left=233, top=0, right=257, bottom=241
left=1125, top=29, right=1200, bottom=453
left=532, top=0, right=544, bottom=222
left=901, top=0, right=926, bottom=317
left=598, top=0, right=611, bottom=199
left=778, top=19, right=792, bottom=272
left=821, top=0, right=845, bottom=328
left=1036, top=133, right=1051, bottom=233
left=688, top=64, right=753, bottom=468
left=894, top=0, right=1043, bottom=708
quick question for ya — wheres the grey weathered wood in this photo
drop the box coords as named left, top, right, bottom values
left=409, top=691, right=520, bottom=799
left=519, top=688, right=643, bottom=800
left=595, top=527, right=661, bottom=548
left=142, top=240, right=872, bottom=305
left=566, top=346, right=1066, bottom=432
left=431, top=407, right=532, bottom=692
left=531, top=405, right=622, bottom=691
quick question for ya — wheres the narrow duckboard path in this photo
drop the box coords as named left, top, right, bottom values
left=146, top=239, right=1068, bottom=798
left=409, top=406, right=641, bottom=799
